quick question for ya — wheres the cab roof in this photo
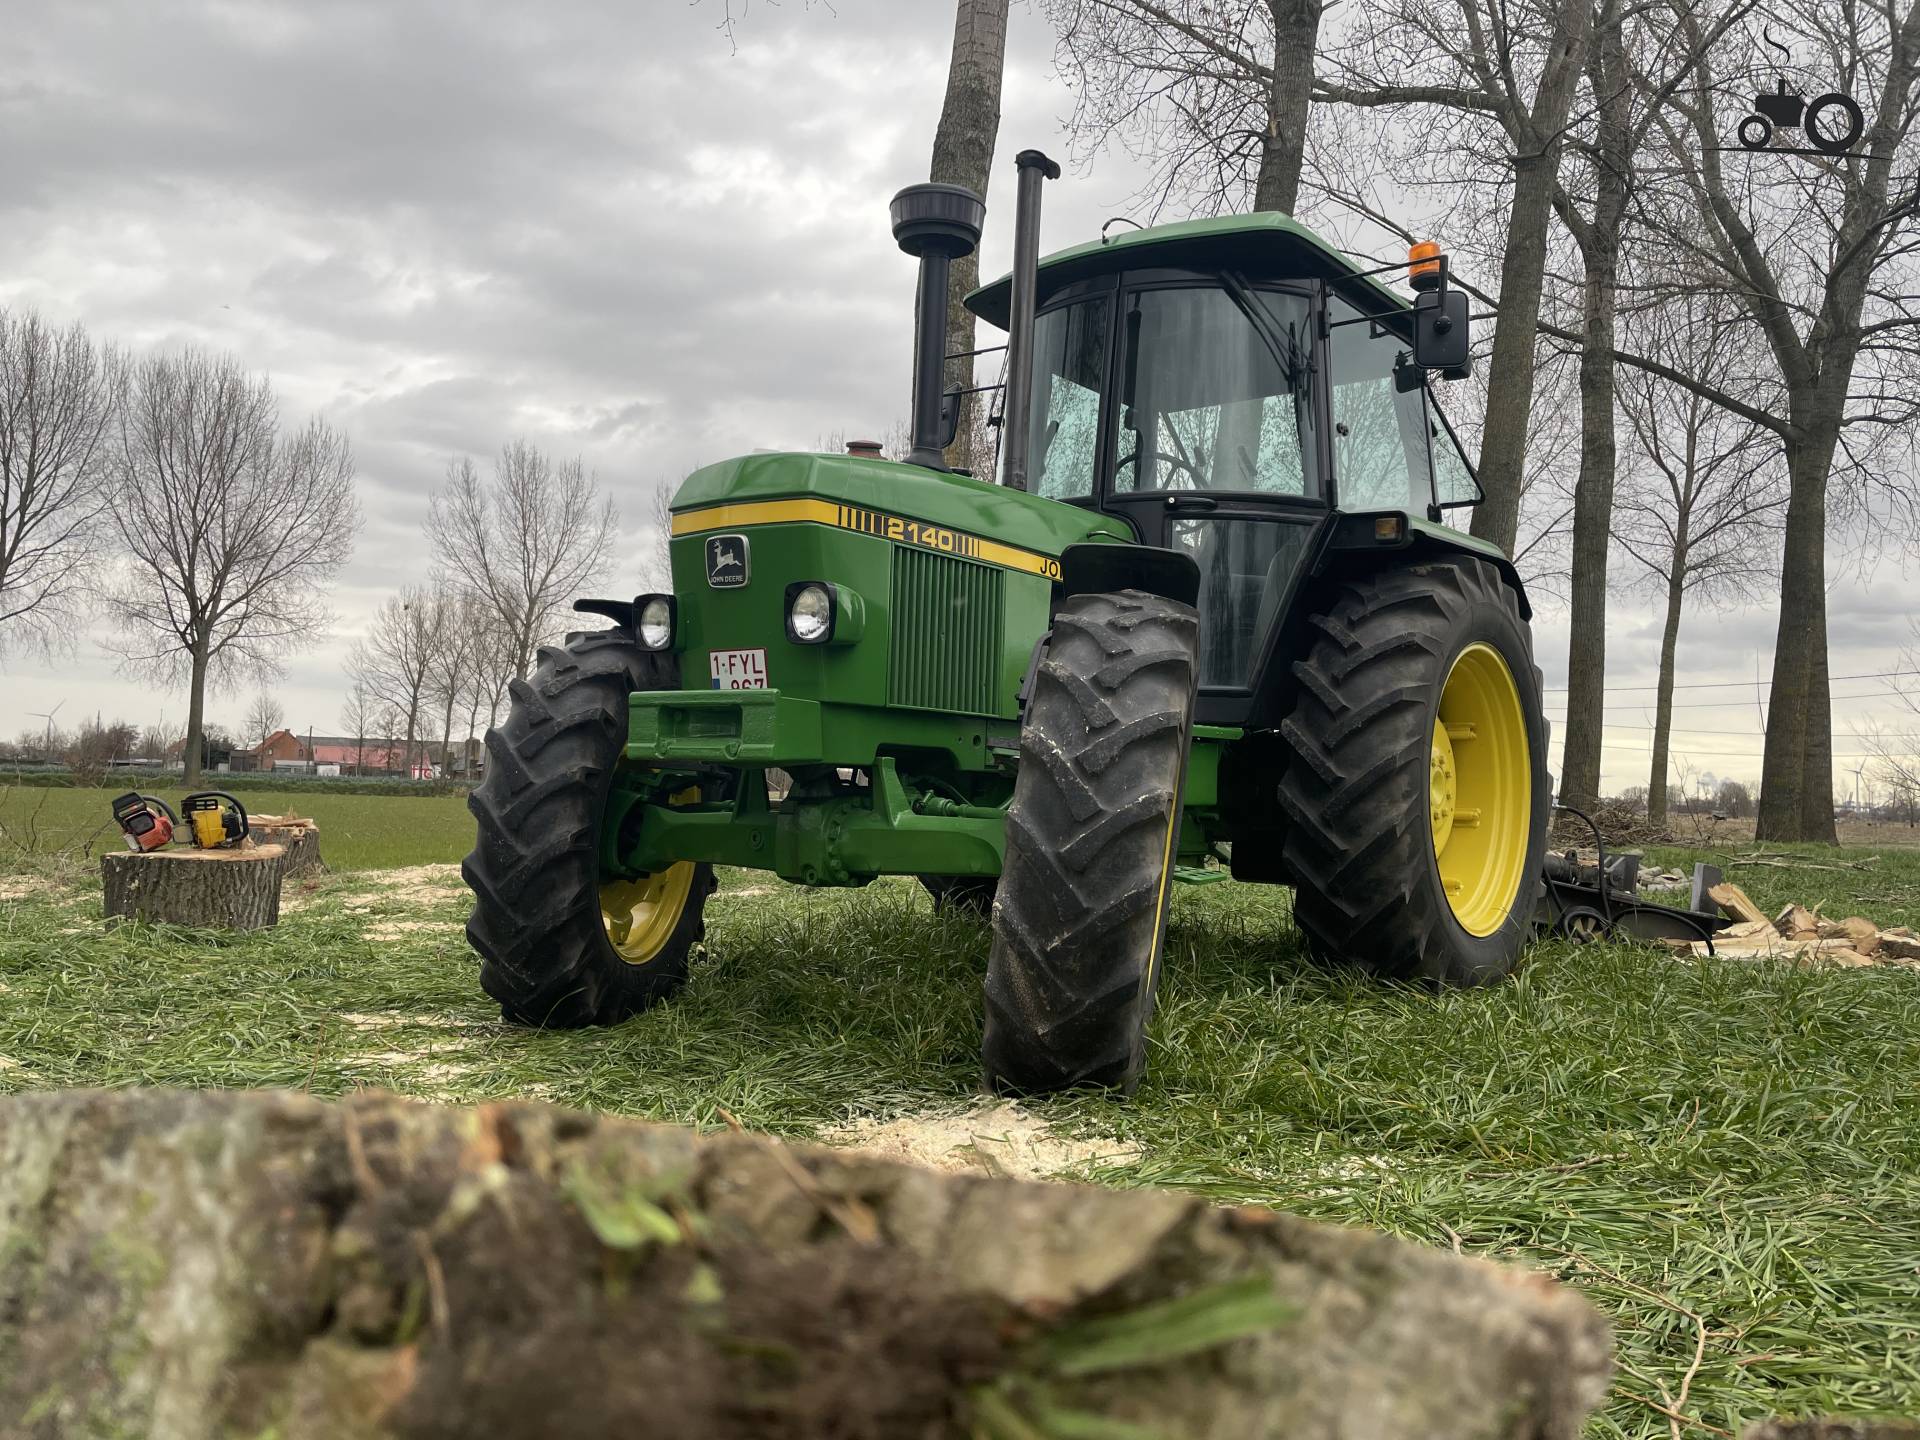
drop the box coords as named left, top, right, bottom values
left=966, top=211, right=1413, bottom=330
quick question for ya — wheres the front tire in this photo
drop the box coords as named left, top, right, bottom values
left=1278, top=559, right=1548, bottom=985
left=982, top=590, right=1199, bottom=1095
left=465, top=629, right=715, bottom=1028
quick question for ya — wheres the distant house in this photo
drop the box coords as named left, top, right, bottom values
left=210, top=729, right=479, bottom=779
left=232, top=730, right=309, bottom=772
left=164, top=736, right=234, bottom=772
left=307, top=736, right=407, bottom=774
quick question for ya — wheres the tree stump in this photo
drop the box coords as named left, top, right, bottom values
left=101, top=845, right=285, bottom=931
left=247, top=814, right=324, bottom=879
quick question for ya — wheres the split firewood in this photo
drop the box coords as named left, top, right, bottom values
left=1708, top=882, right=1770, bottom=926
left=1773, top=904, right=1820, bottom=939
left=1877, top=932, right=1920, bottom=963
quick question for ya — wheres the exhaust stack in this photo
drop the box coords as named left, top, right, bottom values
left=891, top=182, right=986, bottom=472
left=1000, top=149, right=1060, bottom=493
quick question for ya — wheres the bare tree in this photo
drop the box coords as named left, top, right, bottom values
left=1045, top=0, right=1328, bottom=217
left=428, top=441, right=617, bottom=680
left=244, top=691, right=285, bottom=746
left=1586, top=1, right=1920, bottom=841
left=643, top=480, right=676, bottom=593
left=1612, top=297, right=1784, bottom=828
left=100, top=349, right=359, bottom=785
left=1549, top=0, right=1754, bottom=809
left=425, top=591, right=491, bottom=772
left=340, top=679, right=379, bottom=777
left=1319, top=0, right=1592, bottom=554
left=931, top=0, right=1010, bottom=470
left=0, top=308, right=120, bottom=655
left=348, top=587, right=450, bottom=776
left=1858, top=623, right=1920, bottom=826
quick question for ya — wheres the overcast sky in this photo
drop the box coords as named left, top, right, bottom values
left=1, top=0, right=1912, bottom=795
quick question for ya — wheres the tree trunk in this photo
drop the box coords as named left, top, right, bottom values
left=1470, top=151, right=1564, bottom=555
left=929, top=0, right=1009, bottom=473
left=248, top=815, right=324, bottom=879
left=1756, top=422, right=1839, bottom=843
left=1469, top=0, right=1592, bottom=555
left=0, top=1088, right=1613, bottom=1440
left=101, top=845, right=284, bottom=930
left=183, top=634, right=210, bottom=786
left=1252, top=1, right=1326, bottom=214
left=1555, top=11, right=1629, bottom=813
left=1646, top=549, right=1688, bottom=831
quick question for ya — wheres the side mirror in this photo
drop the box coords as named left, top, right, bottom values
left=937, top=389, right=962, bottom=449
left=1412, top=289, right=1470, bottom=374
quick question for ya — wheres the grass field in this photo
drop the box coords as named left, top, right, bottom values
left=1, top=840, right=1916, bottom=1436
left=0, top=784, right=474, bottom=869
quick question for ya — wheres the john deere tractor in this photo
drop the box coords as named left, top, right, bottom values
left=463, top=150, right=1549, bottom=1094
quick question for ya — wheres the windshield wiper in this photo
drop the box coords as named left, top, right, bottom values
left=1222, top=270, right=1307, bottom=386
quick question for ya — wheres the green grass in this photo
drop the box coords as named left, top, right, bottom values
left=1, top=843, right=1916, bottom=1435
left=0, top=784, right=474, bottom=869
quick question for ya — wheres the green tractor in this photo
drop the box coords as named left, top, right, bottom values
left=463, top=150, right=1550, bottom=1094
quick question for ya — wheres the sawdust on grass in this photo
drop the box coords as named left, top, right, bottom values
left=823, top=1101, right=1138, bottom=1182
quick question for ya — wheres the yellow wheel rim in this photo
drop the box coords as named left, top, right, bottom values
left=1430, top=642, right=1531, bottom=937
left=599, top=782, right=699, bottom=966
left=600, top=864, right=696, bottom=965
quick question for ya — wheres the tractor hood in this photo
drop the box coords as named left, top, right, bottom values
left=669, top=450, right=1130, bottom=560
left=967, top=212, right=1414, bottom=330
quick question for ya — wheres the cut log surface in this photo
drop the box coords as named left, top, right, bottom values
left=248, top=814, right=324, bottom=878
left=0, top=1089, right=1615, bottom=1440
left=100, top=844, right=285, bottom=931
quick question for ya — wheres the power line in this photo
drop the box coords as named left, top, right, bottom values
left=1542, top=668, right=1920, bottom=694
left=1545, top=688, right=1903, bottom=711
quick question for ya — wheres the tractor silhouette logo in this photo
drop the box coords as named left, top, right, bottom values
left=1736, top=28, right=1865, bottom=155
left=705, top=534, right=749, bottom=588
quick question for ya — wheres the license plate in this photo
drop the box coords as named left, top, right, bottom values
left=709, top=648, right=769, bottom=690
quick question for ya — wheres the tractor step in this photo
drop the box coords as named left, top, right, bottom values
left=1172, top=865, right=1231, bottom=887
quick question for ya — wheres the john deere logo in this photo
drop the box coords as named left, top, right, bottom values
left=705, top=534, right=749, bottom=588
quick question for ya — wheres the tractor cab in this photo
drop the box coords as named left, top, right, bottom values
left=968, top=214, right=1482, bottom=721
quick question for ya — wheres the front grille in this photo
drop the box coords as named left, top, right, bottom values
left=888, top=547, right=1001, bottom=715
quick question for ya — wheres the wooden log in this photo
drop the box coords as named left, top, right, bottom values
left=247, top=814, right=324, bottom=878
left=0, top=1089, right=1614, bottom=1439
left=101, top=845, right=285, bottom=931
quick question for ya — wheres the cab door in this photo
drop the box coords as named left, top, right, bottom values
left=1096, top=276, right=1327, bottom=714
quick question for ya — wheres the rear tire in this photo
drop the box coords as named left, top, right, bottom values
left=465, top=629, right=715, bottom=1028
left=982, top=590, right=1199, bottom=1095
left=1278, top=559, right=1548, bottom=985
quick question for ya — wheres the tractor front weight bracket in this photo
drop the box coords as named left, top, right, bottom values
left=614, top=756, right=1004, bottom=889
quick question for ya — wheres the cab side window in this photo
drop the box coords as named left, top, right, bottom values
left=1024, top=298, right=1109, bottom=500
left=1327, top=294, right=1434, bottom=511
left=1429, top=401, right=1482, bottom=508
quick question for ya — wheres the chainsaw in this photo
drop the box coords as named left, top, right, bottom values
left=110, top=793, right=177, bottom=852
left=111, top=791, right=250, bottom=851
left=181, top=791, right=250, bottom=849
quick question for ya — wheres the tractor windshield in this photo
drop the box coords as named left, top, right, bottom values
left=1112, top=284, right=1317, bottom=496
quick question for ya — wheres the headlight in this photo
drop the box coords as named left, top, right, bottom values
left=636, top=594, right=675, bottom=651
left=786, top=582, right=834, bottom=644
